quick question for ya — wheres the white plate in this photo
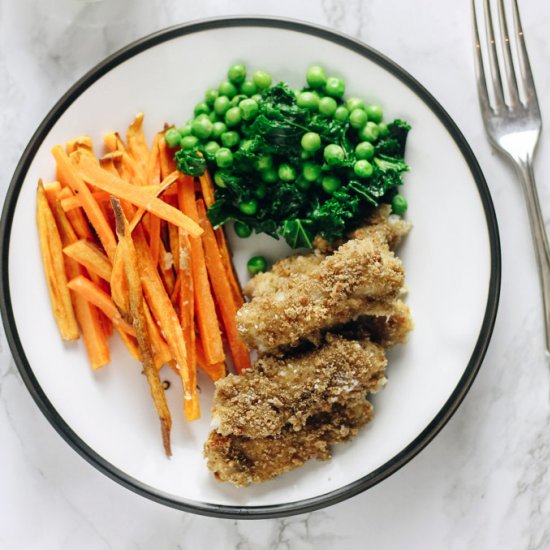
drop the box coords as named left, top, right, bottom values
left=0, top=18, right=500, bottom=518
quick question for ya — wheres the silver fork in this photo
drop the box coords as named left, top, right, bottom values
left=473, top=0, right=550, bottom=357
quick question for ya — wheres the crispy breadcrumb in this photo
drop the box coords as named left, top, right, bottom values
left=204, top=334, right=386, bottom=486
left=236, top=225, right=405, bottom=352
left=205, top=206, right=413, bottom=486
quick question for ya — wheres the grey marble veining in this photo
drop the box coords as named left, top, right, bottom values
left=1, top=1, right=550, bottom=549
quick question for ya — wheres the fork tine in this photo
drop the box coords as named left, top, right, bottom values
left=483, top=0, right=506, bottom=110
left=511, top=0, right=540, bottom=107
left=472, top=0, right=492, bottom=114
left=496, top=0, right=520, bottom=106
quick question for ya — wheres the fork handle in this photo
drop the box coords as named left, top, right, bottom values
left=517, top=159, right=550, bottom=357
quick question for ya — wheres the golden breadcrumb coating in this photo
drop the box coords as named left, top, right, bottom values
left=204, top=334, right=386, bottom=486
left=204, top=206, right=413, bottom=487
left=236, top=229, right=405, bottom=352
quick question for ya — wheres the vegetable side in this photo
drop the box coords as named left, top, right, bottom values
left=170, top=65, right=411, bottom=249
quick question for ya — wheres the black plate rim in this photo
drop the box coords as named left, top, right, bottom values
left=0, top=15, right=501, bottom=519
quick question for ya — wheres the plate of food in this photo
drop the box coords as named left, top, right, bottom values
left=0, top=17, right=500, bottom=518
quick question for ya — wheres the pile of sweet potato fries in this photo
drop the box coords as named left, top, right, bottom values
left=36, top=113, right=250, bottom=455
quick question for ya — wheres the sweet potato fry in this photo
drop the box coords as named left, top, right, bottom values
left=178, top=230, right=196, bottom=377
left=66, top=136, right=94, bottom=156
left=133, top=228, right=200, bottom=421
left=199, top=170, right=243, bottom=305
left=49, top=193, right=111, bottom=368
left=63, top=239, right=112, bottom=282
left=126, top=113, right=149, bottom=177
left=73, top=153, right=202, bottom=237
left=103, top=132, right=126, bottom=153
left=147, top=132, right=162, bottom=187
left=112, top=197, right=172, bottom=456
left=197, top=199, right=250, bottom=374
left=158, top=134, right=177, bottom=179
left=110, top=240, right=130, bottom=320
left=36, top=181, right=79, bottom=341
left=177, top=175, right=225, bottom=366
left=44, top=181, right=62, bottom=206
left=128, top=171, right=179, bottom=232
left=52, top=145, right=117, bottom=260
left=67, top=275, right=135, bottom=336
left=143, top=300, right=173, bottom=369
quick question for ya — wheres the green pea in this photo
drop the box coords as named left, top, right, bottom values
left=234, top=221, right=252, bottom=238
left=254, top=184, right=267, bottom=199
left=323, top=144, right=345, bottom=166
left=239, top=139, right=254, bottom=152
left=240, top=80, right=257, bottom=96
left=378, top=122, right=389, bottom=137
left=208, top=112, right=218, bottom=123
left=214, top=96, right=231, bottom=116
left=253, top=70, right=272, bottom=90
left=318, top=96, right=337, bottom=116
left=261, top=168, right=278, bottom=183
left=205, top=88, right=219, bottom=107
left=194, top=102, right=210, bottom=116
left=213, top=171, right=227, bottom=188
left=391, top=193, right=408, bottom=215
left=353, top=159, right=374, bottom=179
left=247, top=255, right=267, bottom=275
left=228, top=63, right=246, bottom=85
left=177, top=124, right=192, bottom=137
left=301, top=132, right=321, bottom=153
left=321, top=174, right=341, bottom=194
left=302, top=162, right=322, bottom=182
left=218, top=80, right=237, bottom=98
left=180, top=135, right=199, bottom=150
left=358, top=121, right=380, bottom=142
left=221, top=131, right=240, bottom=148
left=278, top=163, right=297, bottom=182
left=215, top=147, right=233, bottom=168
left=251, top=93, right=262, bottom=104
left=239, top=199, right=258, bottom=216
left=211, top=121, right=227, bottom=139
left=255, top=154, right=273, bottom=172
left=204, top=141, right=220, bottom=158
left=346, top=97, right=366, bottom=112
left=334, top=106, right=349, bottom=122
left=325, top=77, right=345, bottom=98
left=297, top=91, right=319, bottom=110
left=355, top=141, right=375, bottom=160
left=224, top=106, right=242, bottom=127
left=349, top=108, right=368, bottom=129
left=230, top=94, right=247, bottom=107
left=239, top=98, right=259, bottom=121
left=366, top=104, right=383, bottom=123
left=306, top=65, right=327, bottom=89
left=191, top=117, right=213, bottom=139
left=164, top=128, right=181, bottom=148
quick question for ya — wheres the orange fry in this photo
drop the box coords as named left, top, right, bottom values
left=36, top=181, right=79, bottom=341
left=49, top=193, right=110, bottom=369
left=197, top=199, right=250, bottom=374
left=52, top=145, right=117, bottom=260
left=73, top=153, right=201, bottom=236
left=67, top=275, right=135, bottom=336
left=177, top=175, right=225, bottom=367
left=63, top=239, right=112, bottom=282
left=126, top=112, right=149, bottom=177
left=112, top=198, right=172, bottom=456
left=133, top=228, right=200, bottom=421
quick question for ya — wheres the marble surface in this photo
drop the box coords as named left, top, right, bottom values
left=1, top=0, right=550, bottom=548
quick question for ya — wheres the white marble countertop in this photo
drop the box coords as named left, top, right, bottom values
left=1, top=0, right=550, bottom=548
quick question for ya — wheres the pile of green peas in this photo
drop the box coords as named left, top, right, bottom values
left=166, top=64, right=407, bottom=272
